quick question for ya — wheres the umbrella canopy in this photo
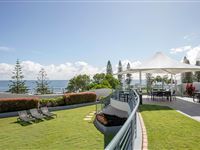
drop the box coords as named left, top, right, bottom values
left=118, top=52, right=200, bottom=75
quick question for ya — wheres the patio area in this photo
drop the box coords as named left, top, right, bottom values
left=143, top=96, right=200, bottom=122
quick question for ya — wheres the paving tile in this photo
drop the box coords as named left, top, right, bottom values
left=83, top=118, right=91, bottom=121
left=85, top=115, right=93, bottom=118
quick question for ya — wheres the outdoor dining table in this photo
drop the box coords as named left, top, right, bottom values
left=119, top=91, right=130, bottom=102
left=151, top=91, right=172, bottom=101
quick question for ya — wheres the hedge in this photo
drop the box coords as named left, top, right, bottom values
left=39, top=97, right=65, bottom=107
left=0, top=97, right=39, bottom=113
left=0, top=92, right=96, bottom=113
left=64, top=92, right=97, bottom=105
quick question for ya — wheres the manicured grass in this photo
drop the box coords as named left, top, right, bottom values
left=0, top=105, right=103, bottom=150
left=140, top=105, right=200, bottom=150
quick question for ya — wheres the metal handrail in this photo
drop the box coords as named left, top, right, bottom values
left=105, top=90, right=140, bottom=150
left=95, top=93, right=112, bottom=113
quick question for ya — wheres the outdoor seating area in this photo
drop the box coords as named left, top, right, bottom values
left=17, top=107, right=57, bottom=124
left=148, top=90, right=173, bottom=101
left=119, top=90, right=132, bottom=102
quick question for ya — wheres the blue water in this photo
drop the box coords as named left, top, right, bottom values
left=0, top=80, right=68, bottom=93
left=0, top=79, right=146, bottom=93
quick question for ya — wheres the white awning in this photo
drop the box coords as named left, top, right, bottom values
left=117, top=52, right=200, bottom=75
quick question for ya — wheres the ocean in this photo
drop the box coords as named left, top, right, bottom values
left=0, top=80, right=68, bottom=94
left=0, top=79, right=146, bottom=94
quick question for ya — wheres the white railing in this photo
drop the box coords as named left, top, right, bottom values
left=105, top=90, right=140, bottom=150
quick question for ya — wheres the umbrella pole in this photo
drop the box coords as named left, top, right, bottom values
left=139, top=71, right=143, bottom=104
left=171, top=74, right=173, bottom=101
left=139, top=71, right=142, bottom=90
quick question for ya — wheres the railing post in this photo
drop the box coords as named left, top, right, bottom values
left=139, top=91, right=143, bottom=105
left=130, top=119, right=133, bottom=149
left=135, top=112, right=137, bottom=138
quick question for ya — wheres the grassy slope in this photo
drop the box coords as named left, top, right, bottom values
left=0, top=105, right=103, bottom=150
left=140, top=105, right=200, bottom=150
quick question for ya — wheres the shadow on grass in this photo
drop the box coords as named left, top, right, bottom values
left=139, top=104, right=173, bottom=113
left=12, top=120, right=34, bottom=126
left=12, top=116, right=56, bottom=126
left=44, top=116, right=54, bottom=120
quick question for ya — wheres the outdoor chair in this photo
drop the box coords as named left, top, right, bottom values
left=17, top=110, right=35, bottom=123
left=172, top=90, right=176, bottom=101
left=146, top=92, right=152, bottom=101
left=40, top=107, right=57, bottom=118
left=30, top=108, right=44, bottom=120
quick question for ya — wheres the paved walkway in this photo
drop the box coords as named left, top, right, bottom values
left=143, top=96, right=200, bottom=122
left=83, top=111, right=96, bottom=121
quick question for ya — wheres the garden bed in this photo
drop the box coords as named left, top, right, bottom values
left=96, top=113, right=127, bottom=127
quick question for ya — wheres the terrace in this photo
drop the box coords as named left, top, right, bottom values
left=1, top=52, right=200, bottom=150
left=1, top=88, right=200, bottom=149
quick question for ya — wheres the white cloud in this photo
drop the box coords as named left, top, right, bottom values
left=0, top=61, right=104, bottom=80
left=170, top=46, right=191, bottom=54
left=170, top=45, right=200, bottom=65
left=0, top=60, right=143, bottom=80
left=183, top=35, right=189, bottom=40
left=0, top=46, right=14, bottom=52
left=0, top=63, right=13, bottom=78
left=183, top=33, right=200, bottom=41
left=186, top=46, right=200, bottom=64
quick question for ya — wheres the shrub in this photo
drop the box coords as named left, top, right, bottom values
left=64, top=92, right=96, bottom=105
left=0, top=97, right=39, bottom=113
left=39, top=97, right=65, bottom=107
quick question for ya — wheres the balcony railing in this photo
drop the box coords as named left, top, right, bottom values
left=104, top=89, right=140, bottom=150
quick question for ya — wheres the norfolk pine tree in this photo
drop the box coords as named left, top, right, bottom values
left=106, top=60, right=113, bottom=75
left=9, top=59, right=28, bottom=93
left=118, top=60, right=123, bottom=87
left=35, top=68, right=51, bottom=94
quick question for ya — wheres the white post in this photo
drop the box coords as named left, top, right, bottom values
left=139, top=71, right=142, bottom=91
left=174, top=75, right=177, bottom=92
left=171, top=74, right=173, bottom=95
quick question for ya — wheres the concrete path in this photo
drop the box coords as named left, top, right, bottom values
left=143, top=96, right=200, bottom=122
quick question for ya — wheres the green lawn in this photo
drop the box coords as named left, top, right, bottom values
left=0, top=105, right=103, bottom=150
left=140, top=105, right=200, bottom=150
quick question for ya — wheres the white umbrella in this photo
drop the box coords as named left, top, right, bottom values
left=117, top=52, right=200, bottom=93
left=118, top=52, right=200, bottom=75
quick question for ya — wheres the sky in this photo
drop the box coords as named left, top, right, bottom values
left=1, top=0, right=200, bottom=80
